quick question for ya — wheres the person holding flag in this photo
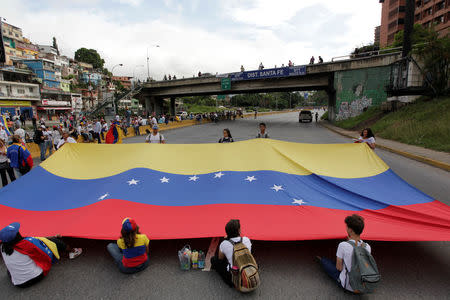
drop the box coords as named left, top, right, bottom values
left=0, top=222, right=82, bottom=287
left=105, top=121, right=122, bottom=144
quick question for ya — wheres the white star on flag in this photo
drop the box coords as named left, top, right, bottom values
left=189, top=175, right=199, bottom=181
left=245, top=176, right=257, bottom=182
left=271, top=184, right=283, bottom=192
left=98, top=193, right=109, bottom=200
left=127, top=179, right=139, bottom=185
left=160, top=177, right=170, bottom=183
left=292, top=199, right=307, bottom=205
left=214, top=172, right=224, bottom=178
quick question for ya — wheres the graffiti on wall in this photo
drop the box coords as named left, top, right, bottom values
left=337, top=96, right=372, bottom=120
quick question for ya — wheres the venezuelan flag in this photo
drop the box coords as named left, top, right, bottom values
left=0, top=115, right=12, bottom=136
left=0, top=139, right=449, bottom=241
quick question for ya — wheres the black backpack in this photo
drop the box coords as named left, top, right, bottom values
left=33, top=130, right=42, bottom=144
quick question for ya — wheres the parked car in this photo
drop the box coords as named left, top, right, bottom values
left=299, top=110, right=313, bottom=123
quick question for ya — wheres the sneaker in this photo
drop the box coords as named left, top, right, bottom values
left=69, top=248, right=82, bottom=259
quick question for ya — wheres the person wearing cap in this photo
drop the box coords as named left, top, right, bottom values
left=106, top=218, right=150, bottom=274
left=145, top=125, right=165, bottom=144
left=0, top=222, right=82, bottom=287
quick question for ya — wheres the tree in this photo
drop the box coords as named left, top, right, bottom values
left=414, top=30, right=450, bottom=95
left=309, top=91, right=328, bottom=106
left=392, top=24, right=435, bottom=48
left=74, top=48, right=105, bottom=69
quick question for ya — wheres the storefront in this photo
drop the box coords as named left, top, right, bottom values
left=0, top=100, right=34, bottom=119
left=37, top=99, right=72, bottom=120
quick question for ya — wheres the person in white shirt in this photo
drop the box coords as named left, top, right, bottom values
left=356, top=128, right=376, bottom=150
left=51, top=126, right=62, bottom=150
left=94, top=120, right=102, bottom=143
left=317, top=214, right=371, bottom=292
left=0, top=124, right=8, bottom=143
left=42, top=127, right=53, bottom=157
left=13, top=126, right=25, bottom=141
left=57, top=132, right=77, bottom=149
left=145, top=125, right=165, bottom=144
left=256, top=123, right=269, bottom=138
left=211, top=219, right=252, bottom=287
left=151, top=116, right=157, bottom=126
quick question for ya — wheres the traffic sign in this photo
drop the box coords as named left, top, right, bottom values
left=221, top=78, right=231, bottom=90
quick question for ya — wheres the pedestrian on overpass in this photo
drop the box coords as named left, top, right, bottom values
left=240, top=65, right=245, bottom=72
left=218, top=129, right=234, bottom=143
left=259, top=62, right=264, bottom=70
left=318, top=56, right=324, bottom=64
left=310, top=56, right=315, bottom=64
left=256, top=123, right=269, bottom=138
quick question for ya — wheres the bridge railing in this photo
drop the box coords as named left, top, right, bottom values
left=331, top=47, right=403, bottom=62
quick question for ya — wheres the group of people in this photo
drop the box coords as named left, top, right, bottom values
left=0, top=214, right=376, bottom=294
left=218, top=122, right=269, bottom=143
left=163, top=74, right=177, bottom=81
left=245, top=57, right=324, bottom=72
left=309, top=56, right=324, bottom=64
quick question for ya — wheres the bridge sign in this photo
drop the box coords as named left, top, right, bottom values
left=221, top=78, right=231, bottom=90
left=227, top=65, right=307, bottom=81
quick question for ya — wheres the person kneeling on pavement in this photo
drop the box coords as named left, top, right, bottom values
left=316, top=214, right=380, bottom=294
left=107, top=218, right=150, bottom=274
left=211, top=219, right=260, bottom=292
left=0, top=222, right=82, bottom=288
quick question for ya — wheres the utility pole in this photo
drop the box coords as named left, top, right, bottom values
left=402, top=0, right=415, bottom=57
left=146, top=48, right=150, bottom=81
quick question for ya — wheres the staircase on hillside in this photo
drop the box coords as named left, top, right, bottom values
left=86, top=85, right=143, bottom=116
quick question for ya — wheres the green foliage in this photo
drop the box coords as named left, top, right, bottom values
left=113, top=80, right=126, bottom=92
left=335, top=106, right=383, bottom=129
left=352, top=44, right=379, bottom=55
left=321, top=111, right=328, bottom=120
left=413, top=31, right=450, bottom=95
left=391, top=24, right=433, bottom=48
left=373, top=97, right=450, bottom=152
left=335, top=97, right=450, bottom=152
left=74, top=48, right=105, bottom=69
left=309, top=91, right=328, bottom=106
left=231, top=92, right=304, bottom=109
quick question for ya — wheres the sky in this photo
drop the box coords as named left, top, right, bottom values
left=3, top=0, right=381, bottom=80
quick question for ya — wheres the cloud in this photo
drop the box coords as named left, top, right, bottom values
left=2, top=0, right=381, bottom=81
left=114, top=0, right=143, bottom=6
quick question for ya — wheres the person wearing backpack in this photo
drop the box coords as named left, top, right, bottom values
left=33, top=126, right=46, bottom=161
left=316, top=214, right=380, bottom=294
left=211, top=219, right=260, bottom=292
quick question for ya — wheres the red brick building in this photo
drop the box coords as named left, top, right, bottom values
left=111, top=76, right=133, bottom=90
left=379, top=0, right=449, bottom=47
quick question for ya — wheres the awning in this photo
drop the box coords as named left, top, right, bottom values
left=37, top=107, right=72, bottom=110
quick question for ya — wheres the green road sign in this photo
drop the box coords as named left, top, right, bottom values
left=217, top=94, right=226, bottom=100
left=221, top=78, right=231, bottom=90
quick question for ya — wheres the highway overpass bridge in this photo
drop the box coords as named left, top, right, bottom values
left=136, top=52, right=406, bottom=121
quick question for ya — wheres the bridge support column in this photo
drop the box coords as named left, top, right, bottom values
left=327, top=74, right=337, bottom=122
left=145, top=96, right=155, bottom=116
left=170, top=97, right=176, bottom=116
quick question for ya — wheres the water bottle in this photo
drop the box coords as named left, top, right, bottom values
left=198, top=251, right=205, bottom=269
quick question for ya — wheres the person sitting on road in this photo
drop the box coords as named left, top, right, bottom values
left=256, top=123, right=269, bottom=138
left=107, top=218, right=150, bottom=274
left=316, top=214, right=372, bottom=292
left=145, top=125, right=165, bottom=144
left=0, top=222, right=82, bottom=288
left=211, top=219, right=252, bottom=287
left=356, top=128, right=376, bottom=149
left=218, top=129, right=234, bottom=143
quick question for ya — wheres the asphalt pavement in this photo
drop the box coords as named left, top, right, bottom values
left=2, top=111, right=449, bottom=299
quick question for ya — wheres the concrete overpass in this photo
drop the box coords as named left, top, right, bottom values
left=136, top=52, right=403, bottom=121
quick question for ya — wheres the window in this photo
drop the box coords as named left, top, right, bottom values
left=425, top=7, right=432, bottom=15
left=435, top=1, right=445, bottom=11
left=434, top=15, right=444, bottom=24
left=29, top=87, right=34, bottom=93
left=15, top=33, right=19, bottom=37
left=416, top=0, right=422, bottom=7
left=17, top=89, right=25, bottom=94
left=415, top=13, right=421, bottom=21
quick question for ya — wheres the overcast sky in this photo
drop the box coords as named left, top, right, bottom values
left=3, top=0, right=381, bottom=80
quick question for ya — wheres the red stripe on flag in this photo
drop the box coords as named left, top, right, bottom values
left=0, top=200, right=449, bottom=241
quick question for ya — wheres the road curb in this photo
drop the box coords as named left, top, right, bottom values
left=321, top=122, right=450, bottom=172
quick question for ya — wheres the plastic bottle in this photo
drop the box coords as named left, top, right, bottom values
left=198, top=251, right=205, bottom=269
left=191, top=250, right=198, bottom=269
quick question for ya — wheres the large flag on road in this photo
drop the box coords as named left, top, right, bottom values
left=0, top=140, right=449, bottom=241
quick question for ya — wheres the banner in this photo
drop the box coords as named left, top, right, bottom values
left=227, top=65, right=307, bottom=81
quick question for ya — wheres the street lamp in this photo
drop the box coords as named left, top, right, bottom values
left=110, top=64, right=123, bottom=115
left=147, top=45, right=160, bottom=81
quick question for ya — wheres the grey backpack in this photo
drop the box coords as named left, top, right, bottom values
left=345, top=241, right=380, bottom=293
